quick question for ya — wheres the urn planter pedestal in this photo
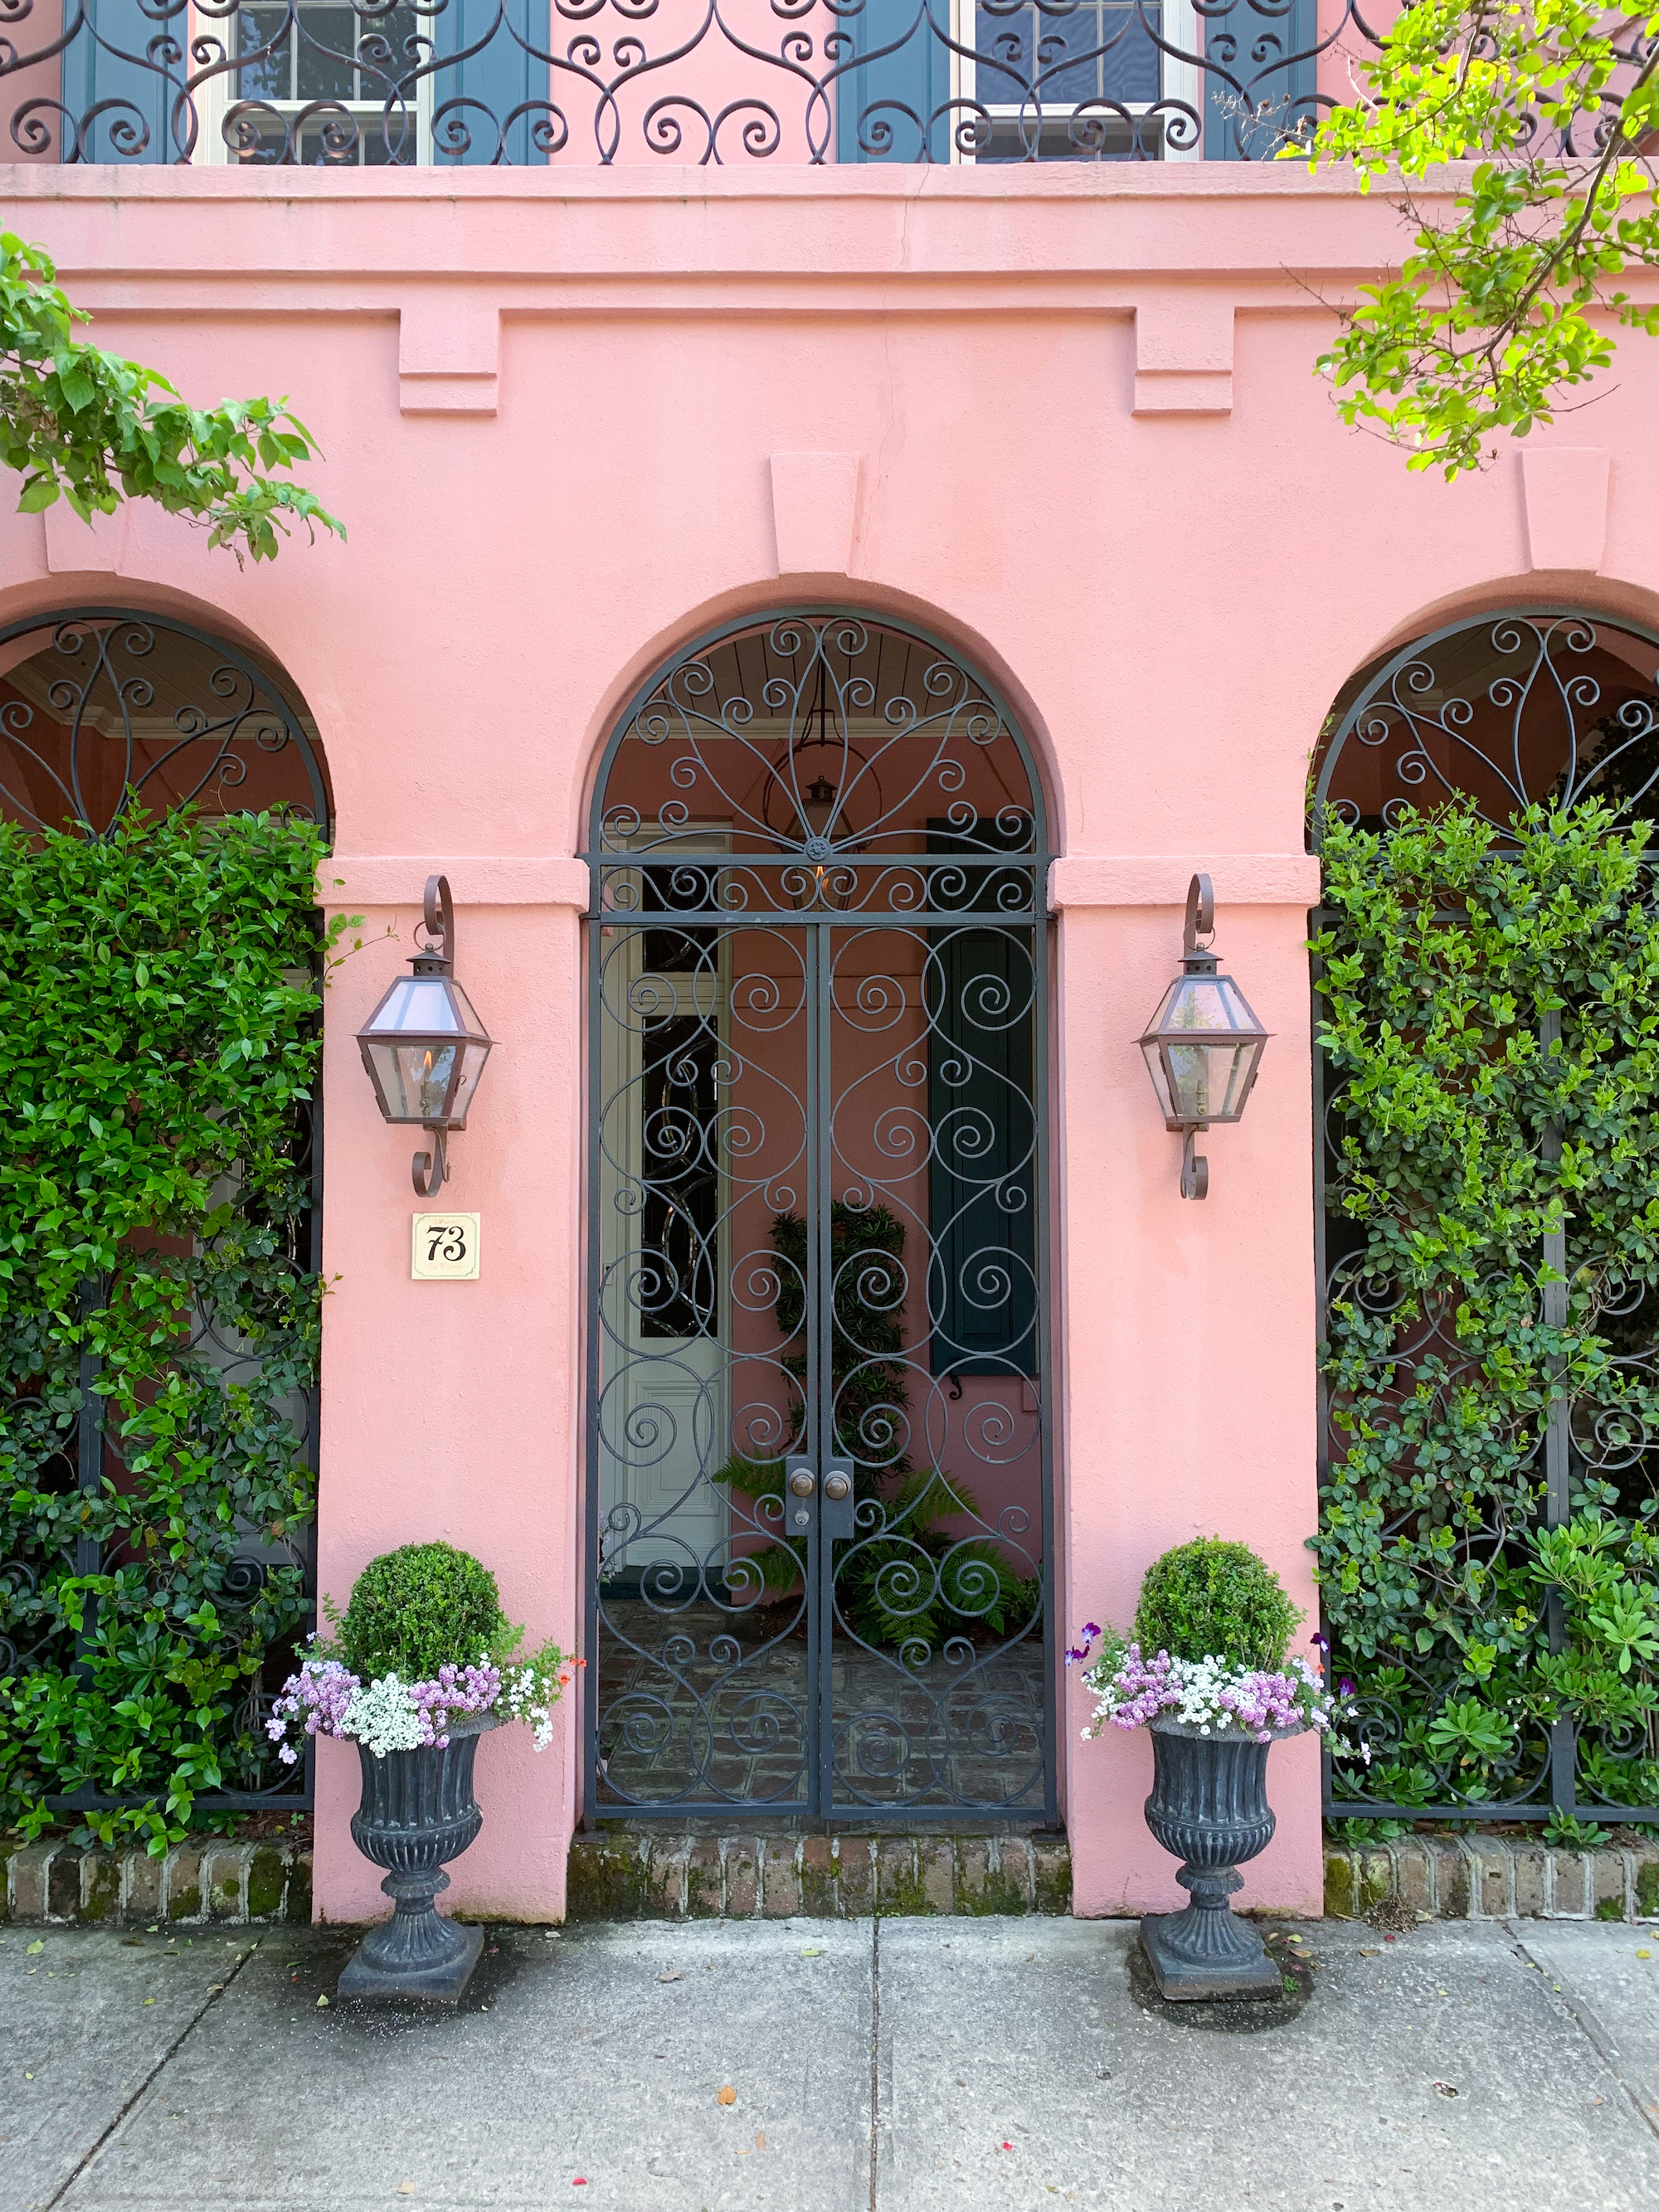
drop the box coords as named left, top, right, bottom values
left=1138, top=1717, right=1299, bottom=2002
left=338, top=1710, right=498, bottom=2003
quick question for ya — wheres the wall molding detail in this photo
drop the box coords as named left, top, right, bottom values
left=399, top=294, right=501, bottom=416
left=769, top=451, right=863, bottom=576
left=1520, top=448, right=1610, bottom=572
left=1132, top=294, right=1234, bottom=416
left=1048, top=853, right=1321, bottom=908
left=321, top=856, right=591, bottom=908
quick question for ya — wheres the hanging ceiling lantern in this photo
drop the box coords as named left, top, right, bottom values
left=1137, top=874, right=1269, bottom=1200
left=356, top=874, right=496, bottom=1197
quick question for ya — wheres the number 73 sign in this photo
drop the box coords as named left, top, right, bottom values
left=411, top=1213, right=481, bottom=1281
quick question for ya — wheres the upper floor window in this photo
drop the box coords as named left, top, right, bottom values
left=214, top=2, right=429, bottom=163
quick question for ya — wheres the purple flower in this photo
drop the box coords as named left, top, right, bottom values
left=1311, top=1633, right=1330, bottom=1652
left=1338, top=1677, right=1356, bottom=1699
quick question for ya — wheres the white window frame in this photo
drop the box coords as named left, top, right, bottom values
left=192, top=1, right=433, bottom=166
left=952, top=0, right=1203, bottom=164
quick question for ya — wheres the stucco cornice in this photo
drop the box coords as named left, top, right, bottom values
left=0, top=158, right=1588, bottom=296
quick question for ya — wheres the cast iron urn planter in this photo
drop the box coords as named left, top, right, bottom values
left=338, top=1709, right=499, bottom=2003
left=1138, top=1717, right=1300, bottom=2001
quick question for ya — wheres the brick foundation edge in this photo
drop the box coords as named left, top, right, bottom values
left=6, top=1834, right=1656, bottom=1924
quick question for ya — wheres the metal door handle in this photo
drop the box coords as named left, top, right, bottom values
left=789, top=1469, right=815, bottom=1498
left=822, top=1471, right=851, bottom=1502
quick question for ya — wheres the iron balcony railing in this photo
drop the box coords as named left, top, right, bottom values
left=3, top=0, right=1637, bottom=170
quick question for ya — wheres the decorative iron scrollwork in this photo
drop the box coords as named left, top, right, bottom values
left=8, top=0, right=1622, bottom=168
left=0, top=612, right=327, bottom=843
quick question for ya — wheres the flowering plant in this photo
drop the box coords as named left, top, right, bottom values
left=268, top=1637, right=574, bottom=1764
left=1066, top=1537, right=1365, bottom=1747
left=265, top=1540, right=577, bottom=1764
left=1066, top=1625, right=1336, bottom=1744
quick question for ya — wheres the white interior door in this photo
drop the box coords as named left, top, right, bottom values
left=596, top=842, right=730, bottom=1593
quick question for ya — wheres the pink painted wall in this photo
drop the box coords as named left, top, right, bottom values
left=3, top=163, right=1657, bottom=1923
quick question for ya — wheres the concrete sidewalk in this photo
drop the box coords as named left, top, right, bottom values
left=5, top=1915, right=1657, bottom=2212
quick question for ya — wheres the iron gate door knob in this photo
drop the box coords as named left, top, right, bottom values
left=788, top=1469, right=815, bottom=1497
left=822, top=1471, right=851, bottom=1501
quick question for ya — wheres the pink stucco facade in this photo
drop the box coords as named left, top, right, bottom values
left=2, top=161, right=1655, bottom=1924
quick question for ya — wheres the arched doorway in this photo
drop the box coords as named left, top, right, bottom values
left=1311, top=607, right=1659, bottom=1831
left=0, top=605, right=330, bottom=1827
left=585, top=610, right=1055, bottom=1819
left=0, top=606, right=329, bottom=839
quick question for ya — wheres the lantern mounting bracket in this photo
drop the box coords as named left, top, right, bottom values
left=354, top=871, right=496, bottom=1195
left=1136, top=871, right=1269, bottom=1203
left=412, top=873, right=455, bottom=975
left=1180, top=1129, right=1209, bottom=1202
left=413, top=1125, right=450, bottom=1197
left=1183, top=871, right=1214, bottom=957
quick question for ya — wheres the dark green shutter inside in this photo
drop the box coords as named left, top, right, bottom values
left=927, top=821, right=1038, bottom=1380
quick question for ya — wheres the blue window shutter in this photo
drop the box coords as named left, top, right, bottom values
left=432, top=0, right=552, bottom=165
left=836, top=0, right=951, bottom=163
left=1204, top=0, right=1316, bottom=160
left=61, top=1, right=174, bottom=162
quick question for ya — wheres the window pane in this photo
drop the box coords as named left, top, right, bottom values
left=972, top=2, right=1160, bottom=109
left=354, top=3, right=421, bottom=98
left=235, top=5, right=294, bottom=105
left=295, top=5, right=359, bottom=101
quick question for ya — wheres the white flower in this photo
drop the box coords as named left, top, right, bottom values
left=341, top=1674, right=427, bottom=1758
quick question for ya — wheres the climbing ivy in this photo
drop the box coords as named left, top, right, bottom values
left=0, top=809, right=353, bottom=1852
left=1314, top=801, right=1659, bottom=1828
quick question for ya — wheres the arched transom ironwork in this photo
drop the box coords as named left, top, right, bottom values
left=1312, top=610, right=1659, bottom=849
left=0, top=609, right=329, bottom=841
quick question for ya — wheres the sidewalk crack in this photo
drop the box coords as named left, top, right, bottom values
left=43, top=1937, right=265, bottom=2209
left=868, top=1915, right=881, bottom=2212
left=1509, top=1926, right=1659, bottom=2144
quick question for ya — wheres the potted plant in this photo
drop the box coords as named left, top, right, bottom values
left=1069, top=1538, right=1338, bottom=2002
left=269, top=1541, right=573, bottom=2002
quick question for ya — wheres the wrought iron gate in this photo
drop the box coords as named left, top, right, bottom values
left=1312, top=606, right=1659, bottom=1830
left=585, top=613, right=1053, bottom=1819
left=0, top=608, right=328, bottom=1822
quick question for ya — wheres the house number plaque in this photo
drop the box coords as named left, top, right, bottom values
left=411, top=1213, right=481, bottom=1281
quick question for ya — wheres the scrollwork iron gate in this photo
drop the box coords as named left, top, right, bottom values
left=0, top=608, right=328, bottom=1822
left=1312, top=607, right=1659, bottom=1829
left=585, top=612, right=1054, bottom=1819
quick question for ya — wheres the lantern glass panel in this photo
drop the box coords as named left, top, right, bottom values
left=1138, top=970, right=1267, bottom=1127
left=362, top=1036, right=492, bottom=1126
left=367, top=974, right=465, bottom=1038
left=358, top=974, right=493, bottom=1126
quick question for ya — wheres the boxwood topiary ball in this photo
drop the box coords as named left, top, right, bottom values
left=338, top=1540, right=507, bottom=1683
left=1133, top=1537, right=1301, bottom=1671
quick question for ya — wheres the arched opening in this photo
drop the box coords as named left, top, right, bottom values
left=1309, top=608, right=1659, bottom=1834
left=0, top=606, right=331, bottom=1835
left=584, top=609, right=1055, bottom=1820
left=0, top=605, right=330, bottom=840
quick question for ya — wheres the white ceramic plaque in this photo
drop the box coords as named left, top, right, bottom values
left=411, top=1213, right=481, bottom=1281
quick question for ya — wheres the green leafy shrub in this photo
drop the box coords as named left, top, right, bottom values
left=1133, top=1539, right=1301, bottom=1670
left=333, top=1542, right=508, bottom=1681
left=0, top=808, right=357, bottom=1852
left=1313, top=800, right=1659, bottom=1819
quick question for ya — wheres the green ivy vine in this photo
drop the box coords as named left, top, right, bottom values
left=0, top=808, right=354, bottom=1852
left=1314, top=800, right=1659, bottom=1830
